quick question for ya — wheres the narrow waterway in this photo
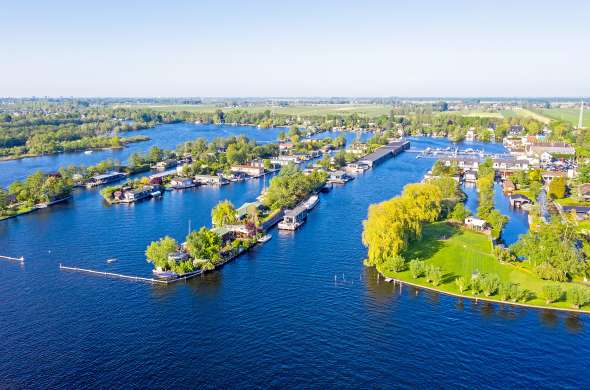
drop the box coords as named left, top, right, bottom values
left=0, top=137, right=588, bottom=388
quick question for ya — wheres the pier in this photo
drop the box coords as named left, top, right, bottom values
left=407, top=147, right=512, bottom=159
left=59, top=264, right=207, bottom=284
left=0, top=254, right=25, bottom=262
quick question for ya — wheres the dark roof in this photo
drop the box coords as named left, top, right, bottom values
left=562, top=205, right=590, bottom=213
left=509, top=194, right=530, bottom=200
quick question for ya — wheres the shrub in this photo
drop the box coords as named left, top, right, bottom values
left=498, top=281, right=514, bottom=301
left=409, top=259, right=425, bottom=279
left=389, top=255, right=406, bottom=272
left=471, top=275, right=481, bottom=296
left=425, top=265, right=443, bottom=286
left=542, top=285, right=563, bottom=304
left=480, top=274, right=500, bottom=297
left=569, top=286, right=590, bottom=309
left=455, top=276, right=468, bottom=293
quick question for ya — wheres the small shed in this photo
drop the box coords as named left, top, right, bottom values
left=464, top=216, right=487, bottom=231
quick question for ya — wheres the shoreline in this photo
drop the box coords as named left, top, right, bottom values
left=380, top=272, right=590, bottom=315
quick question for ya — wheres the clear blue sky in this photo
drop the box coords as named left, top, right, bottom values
left=1, top=0, right=588, bottom=97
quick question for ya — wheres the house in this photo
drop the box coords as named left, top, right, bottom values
left=578, top=183, right=590, bottom=201
left=279, top=143, right=294, bottom=152
left=492, top=158, right=529, bottom=172
left=508, top=194, right=531, bottom=208
left=502, top=180, right=516, bottom=193
left=154, top=159, right=177, bottom=171
left=327, top=171, right=353, bottom=184
left=561, top=205, right=590, bottom=220
left=168, top=251, right=189, bottom=262
left=345, top=162, right=370, bottom=173
left=230, top=164, right=265, bottom=177
left=271, top=156, right=299, bottom=166
left=541, top=171, right=566, bottom=184
left=465, top=129, right=475, bottom=141
left=464, top=216, right=487, bottom=231
left=235, top=200, right=263, bottom=220
left=85, top=171, right=126, bottom=188
left=464, top=170, right=477, bottom=183
left=170, top=177, right=195, bottom=189
left=122, top=186, right=152, bottom=203
left=440, top=157, right=480, bottom=171
left=194, top=174, right=229, bottom=185
left=526, top=141, right=576, bottom=158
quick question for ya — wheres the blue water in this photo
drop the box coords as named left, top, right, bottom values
left=0, top=136, right=588, bottom=388
left=0, top=123, right=285, bottom=188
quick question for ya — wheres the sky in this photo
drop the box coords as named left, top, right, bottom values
left=1, top=0, right=589, bottom=97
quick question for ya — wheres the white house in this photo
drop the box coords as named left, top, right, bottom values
left=464, top=216, right=487, bottom=231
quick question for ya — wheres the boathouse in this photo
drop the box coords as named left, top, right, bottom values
left=508, top=194, right=531, bottom=208
left=86, top=171, right=126, bottom=188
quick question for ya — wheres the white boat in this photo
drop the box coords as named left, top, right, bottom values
left=84, top=150, right=93, bottom=155
left=304, top=195, right=319, bottom=211
left=106, top=258, right=117, bottom=263
left=257, top=234, right=272, bottom=243
left=384, top=277, right=393, bottom=283
left=150, top=190, right=162, bottom=197
left=152, top=269, right=178, bottom=279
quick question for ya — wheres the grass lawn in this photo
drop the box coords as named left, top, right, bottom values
left=501, top=108, right=551, bottom=124
left=513, top=188, right=536, bottom=201
left=381, top=222, right=590, bottom=311
left=539, top=108, right=590, bottom=128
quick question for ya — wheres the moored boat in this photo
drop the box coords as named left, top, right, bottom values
left=257, top=234, right=272, bottom=243
left=304, top=194, right=319, bottom=211
left=152, top=269, right=178, bottom=279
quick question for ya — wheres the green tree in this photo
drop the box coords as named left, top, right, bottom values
left=450, top=202, right=470, bottom=222
left=455, top=276, right=468, bottom=293
left=211, top=200, right=237, bottom=227
left=542, top=285, right=563, bottom=304
left=185, top=227, right=221, bottom=262
left=145, top=236, right=178, bottom=270
left=409, top=259, right=425, bottom=279
left=548, top=177, right=566, bottom=199
left=569, top=286, right=590, bottom=309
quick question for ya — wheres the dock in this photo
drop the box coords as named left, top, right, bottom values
left=0, top=255, right=25, bottom=262
left=357, top=140, right=410, bottom=167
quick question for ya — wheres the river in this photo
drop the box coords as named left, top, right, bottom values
left=0, top=134, right=588, bottom=388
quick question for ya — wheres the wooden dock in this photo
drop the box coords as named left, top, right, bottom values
left=58, top=264, right=201, bottom=284
left=0, top=255, right=24, bottom=262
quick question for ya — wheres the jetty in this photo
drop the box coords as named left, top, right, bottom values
left=357, top=140, right=410, bottom=167
left=0, top=254, right=25, bottom=262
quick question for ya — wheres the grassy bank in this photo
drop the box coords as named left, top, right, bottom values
left=381, top=222, right=590, bottom=312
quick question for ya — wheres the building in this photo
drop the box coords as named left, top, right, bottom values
left=492, top=158, right=529, bottom=172
left=464, top=171, right=477, bottom=183
left=508, top=194, right=531, bottom=208
left=464, top=216, right=487, bottom=231
left=122, top=186, right=152, bottom=203
left=440, top=157, right=480, bottom=171
left=236, top=200, right=263, bottom=220
left=560, top=205, right=590, bottom=220
left=278, top=203, right=308, bottom=230
left=526, top=141, right=576, bottom=158
left=194, top=174, right=229, bottom=185
left=154, top=159, right=178, bottom=171
left=170, top=177, right=195, bottom=189
left=502, top=180, right=516, bottom=193
left=85, top=171, right=126, bottom=188
left=230, top=164, right=265, bottom=177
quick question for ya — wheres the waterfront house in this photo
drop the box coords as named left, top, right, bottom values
left=464, top=216, right=487, bottom=231
left=235, top=200, right=263, bottom=220
left=440, top=157, right=480, bottom=172
left=170, top=177, right=195, bottom=189
left=560, top=205, right=590, bottom=220
left=328, top=171, right=353, bottom=184
left=122, top=186, right=152, bottom=203
left=194, top=174, right=229, bottom=185
left=508, top=193, right=532, bottom=208
left=168, top=251, right=189, bottom=262
left=278, top=203, right=308, bottom=230
left=541, top=171, right=566, bottom=184
left=230, top=164, right=265, bottom=177
left=345, top=162, right=370, bottom=173
left=85, top=171, right=126, bottom=188
left=271, top=156, right=300, bottom=166
left=464, top=170, right=477, bottom=183
left=154, top=159, right=178, bottom=171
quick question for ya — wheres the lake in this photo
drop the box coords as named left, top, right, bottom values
left=0, top=132, right=587, bottom=388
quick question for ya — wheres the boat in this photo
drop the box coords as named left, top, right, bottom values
left=152, top=269, right=178, bottom=279
left=106, top=258, right=117, bottom=263
left=384, top=277, right=393, bottom=283
left=150, top=190, right=162, bottom=198
left=320, top=183, right=332, bottom=193
left=257, top=234, right=272, bottom=243
left=84, top=150, right=93, bottom=155
left=304, top=194, right=319, bottom=211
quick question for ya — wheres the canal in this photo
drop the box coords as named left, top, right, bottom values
left=0, top=135, right=588, bottom=388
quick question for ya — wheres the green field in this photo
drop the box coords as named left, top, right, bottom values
left=538, top=108, right=590, bottom=127
left=382, top=222, right=590, bottom=311
left=500, top=108, right=551, bottom=124
left=125, top=104, right=395, bottom=117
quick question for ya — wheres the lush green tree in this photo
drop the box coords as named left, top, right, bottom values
left=409, top=259, right=425, bottom=279
left=145, top=236, right=178, bottom=270
left=542, top=285, right=563, bottom=304
left=211, top=200, right=237, bottom=227
left=425, top=265, right=443, bottom=286
left=548, top=177, right=566, bottom=199
left=185, top=227, right=221, bottom=262
left=449, top=202, right=470, bottom=222
left=569, top=286, right=590, bottom=309
left=480, top=274, right=500, bottom=296
left=455, top=276, right=468, bottom=293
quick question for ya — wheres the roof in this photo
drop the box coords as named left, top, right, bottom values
left=465, top=217, right=486, bottom=227
left=236, top=201, right=262, bottom=218
left=285, top=203, right=308, bottom=217
left=578, top=183, right=590, bottom=194
left=562, top=205, right=590, bottom=213
left=359, top=147, right=393, bottom=163
left=91, top=171, right=124, bottom=180
left=509, top=194, right=530, bottom=200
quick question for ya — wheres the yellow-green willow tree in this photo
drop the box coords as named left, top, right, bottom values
left=362, top=183, right=442, bottom=267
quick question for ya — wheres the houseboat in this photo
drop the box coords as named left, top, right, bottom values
left=85, top=171, right=126, bottom=188
left=170, top=177, right=196, bottom=190
left=327, top=171, right=353, bottom=184
left=278, top=203, right=308, bottom=231
left=304, top=194, right=319, bottom=211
